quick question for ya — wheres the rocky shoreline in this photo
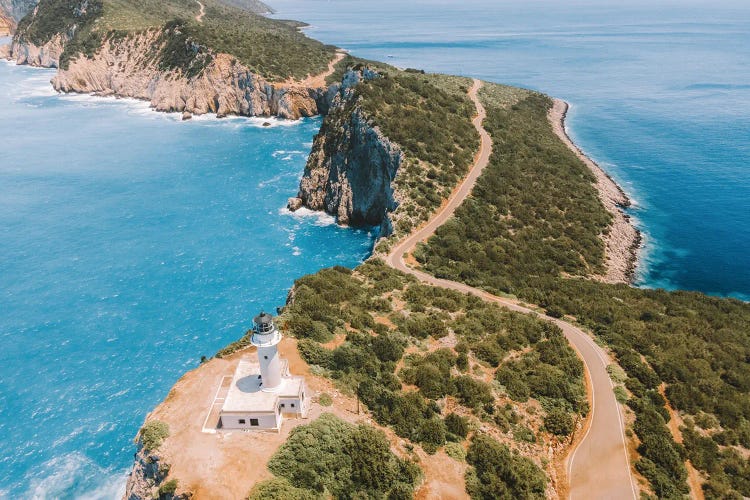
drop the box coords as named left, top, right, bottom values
left=3, top=32, right=332, bottom=119
left=549, top=99, right=642, bottom=284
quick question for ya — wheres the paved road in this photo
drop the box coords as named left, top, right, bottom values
left=385, top=79, right=637, bottom=499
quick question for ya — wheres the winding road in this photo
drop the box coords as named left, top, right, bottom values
left=385, top=79, right=638, bottom=499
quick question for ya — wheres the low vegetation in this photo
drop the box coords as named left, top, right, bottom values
left=465, top=434, right=547, bottom=499
left=139, top=420, right=169, bottom=451
left=250, top=413, right=421, bottom=499
left=278, top=259, right=585, bottom=494
left=414, top=86, right=750, bottom=498
left=16, top=0, right=336, bottom=79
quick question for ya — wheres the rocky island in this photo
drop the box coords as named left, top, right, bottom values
left=4, top=0, right=750, bottom=499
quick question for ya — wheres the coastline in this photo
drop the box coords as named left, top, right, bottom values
left=549, top=99, right=642, bottom=284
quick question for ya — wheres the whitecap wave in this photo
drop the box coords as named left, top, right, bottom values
left=279, top=206, right=337, bottom=226
left=24, top=452, right=127, bottom=500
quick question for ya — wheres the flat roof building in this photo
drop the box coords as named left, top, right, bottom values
left=219, top=312, right=308, bottom=431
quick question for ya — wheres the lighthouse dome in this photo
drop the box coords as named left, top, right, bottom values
left=251, top=311, right=281, bottom=347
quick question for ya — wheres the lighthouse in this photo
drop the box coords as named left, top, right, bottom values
left=250, top=311, right=282, bottom=391
left=218, top=311, right=308, bottom=431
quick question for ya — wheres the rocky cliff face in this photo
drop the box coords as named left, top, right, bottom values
left=7, top=27, right=330, bottom=119
left=0, top=0, right=37, bottom=22
left=291, top=69, right=402, bottom=234
left=125, top=444, right=167, bottom=500
left=50, top=31, right=328, bottom=119
left=10, top=32, right=65, bottom=66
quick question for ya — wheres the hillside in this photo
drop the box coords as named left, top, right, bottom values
left=414, top=85, right=750, bottom=498
left=13, top=0, right=331, bottom=80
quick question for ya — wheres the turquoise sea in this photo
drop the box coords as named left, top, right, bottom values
left=270, top=0, right=750, bottom=301
left=1, top=0, right=749, bottom=496
left=0, top=57, right=373, bottom=496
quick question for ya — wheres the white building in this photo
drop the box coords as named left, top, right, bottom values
left=219, top=312, right=308, bottom=431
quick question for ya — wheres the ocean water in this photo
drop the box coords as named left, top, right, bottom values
left=0, top=58, right=373, bottom=496
left=269, top=0, right=750, bottom=301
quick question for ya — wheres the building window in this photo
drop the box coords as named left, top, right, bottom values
left=280, top=403, right=285, bottom=407
left=239, top=419, right=246, bottom=424
left=264, top=355, right=268, bottom=359
left=250, top=418, right=259, bottom=426
left=291, top=403, right=295, bottom=408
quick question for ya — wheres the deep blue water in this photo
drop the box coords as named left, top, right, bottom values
left=270, top=0, right=750, bottom=301
left=0, top=59, right=373, bottom=497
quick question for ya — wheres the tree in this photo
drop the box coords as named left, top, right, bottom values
left=544, top=409, right=574, bottom=436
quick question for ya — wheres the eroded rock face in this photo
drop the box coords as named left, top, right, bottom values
left=48, top=31, right=327, bottom=119
left=6, top=28, right=331, bottom=119
left=298, top=72, right=402, bottom=234
left=10, top=32, right=65, bottom=67
left=125, top=443, right=169, bottom=500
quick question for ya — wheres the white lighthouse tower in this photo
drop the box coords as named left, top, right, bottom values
left=250, top=311, right=283, bottom=391
left=218, top=311, right=308, bottom=431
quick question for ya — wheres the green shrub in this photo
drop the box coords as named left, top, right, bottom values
left=140, top=420, right=169, bottom=451
left=268, top=414, right=420, bottom=498
left=465, top=434, right=546, bottom=499
left=318, top=393, right=333, bottom=407
left=543, top=409, right=574, bottom=436
left=157, top=478, right=178, bottom=498
left=247, top=478, right=319, bottom=500
left=444, top=442, right=466, bottom=462
left=445, top=413, right=470, bottom=438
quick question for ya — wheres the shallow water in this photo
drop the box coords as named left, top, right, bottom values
left=0, top=58, right=373, bottom=496
left=270, top=0, right=750, bottom=301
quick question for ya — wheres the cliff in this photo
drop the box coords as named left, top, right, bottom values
left=10, top=32, right=65, bottom=66
left=0, top=0, right=37, bottom=33
left=7, top=29, right=330, bottom=119
left=125, top=443, right=170, bottom=500
left=290, top=69, right=403, bottom=234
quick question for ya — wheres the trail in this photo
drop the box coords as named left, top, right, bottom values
left=195, top=1, right=205, bottom=23
left=385, top=79, right=638, bottom=500
left=285, top=50, right=347, bottom=88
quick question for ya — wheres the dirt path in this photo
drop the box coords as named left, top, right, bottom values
left=385, top=79, right=638, bottom=500
left=276, top=50, right=347, bottom=88
left=195, top=0, right=205, bottom=23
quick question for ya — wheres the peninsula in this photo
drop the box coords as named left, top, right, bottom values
left=3, top=1, right=750, bottom=499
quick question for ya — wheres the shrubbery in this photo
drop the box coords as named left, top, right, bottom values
left=465, top=434, right=546, bottom=499
left=140, top=420, right=169, bottom=451
left=417, top=86, right=750, bottom=496
left=266, top=413, right=420, bottom=499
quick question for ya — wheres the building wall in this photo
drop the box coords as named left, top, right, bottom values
left=220, top=411, right=281, bottom=430
left=258, top=345, right=282, bottom=389
left=278, top=397, right=303, bottom=415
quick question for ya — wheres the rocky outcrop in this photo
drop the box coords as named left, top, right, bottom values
left=0, top=0, right=37, bottom=22
left=124, top=441, right=186, bottom=500
left=291, top=69, right=402, bottom=234
left=48, top=30, right=329, bottom=119
left=10, top=32, right=65, bottom=67
left=0, top=15, right=11, bottom=36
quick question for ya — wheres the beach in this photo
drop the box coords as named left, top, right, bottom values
left=549, top=99, right=642, bottom=284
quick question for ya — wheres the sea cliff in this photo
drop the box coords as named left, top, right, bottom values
left=7, top=31, right=330, bottom=119
left=291, top=68, right=402, bottom=234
